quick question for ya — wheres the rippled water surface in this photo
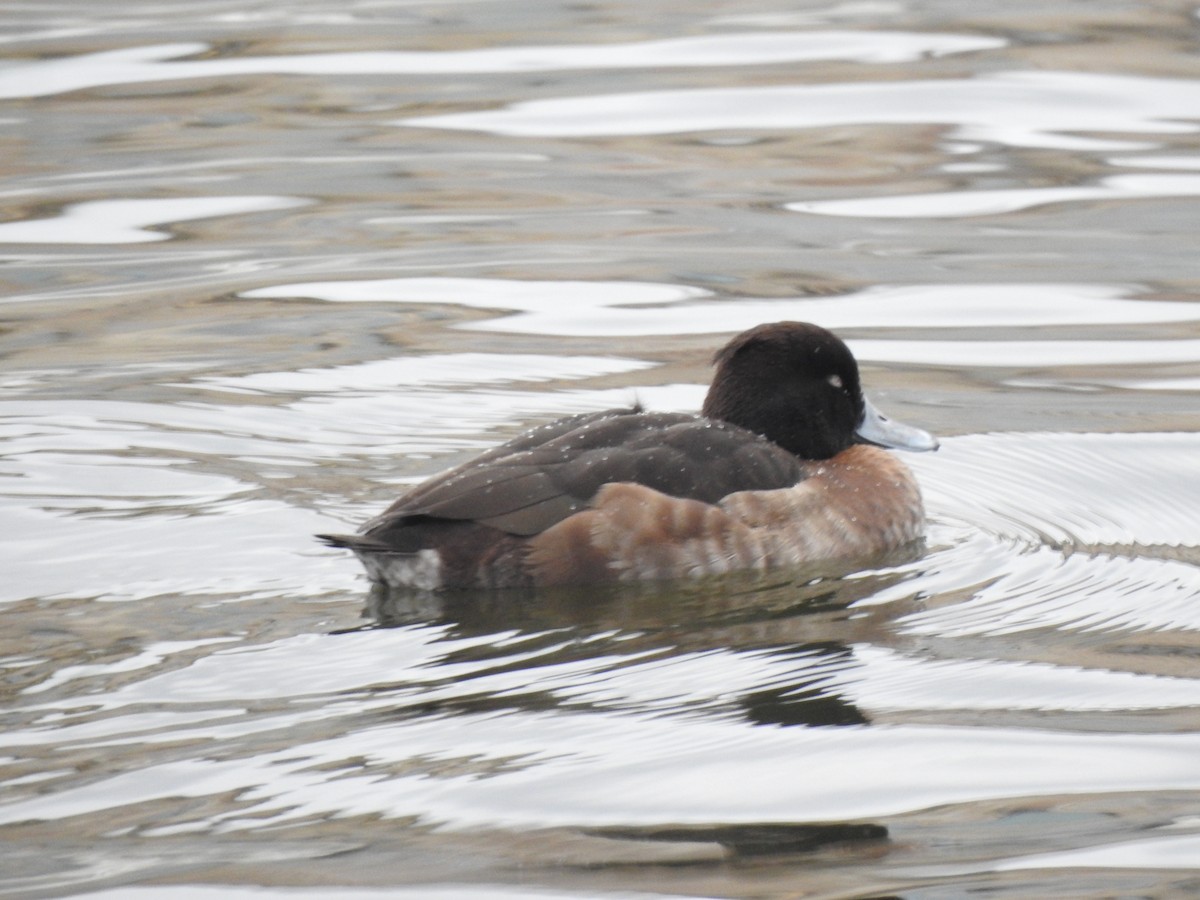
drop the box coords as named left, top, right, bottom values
left=3, top=1, right=1200, bottom=898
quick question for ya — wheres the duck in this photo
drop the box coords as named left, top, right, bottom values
left=318, top=321, right=938, bottom=590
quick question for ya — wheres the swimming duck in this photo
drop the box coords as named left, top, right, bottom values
left=319, top=321, right=937, bottom=590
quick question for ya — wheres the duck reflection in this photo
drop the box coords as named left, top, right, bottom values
left=740, top=641, right=870, bottom=727
left=359, top=557, right=922, bottom=731
left=585, top=820, right=889, bottom=859
left=355, top=566, right=918, bottom=858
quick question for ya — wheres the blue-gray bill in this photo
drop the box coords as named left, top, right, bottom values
left=856, top=397, right=939, bottom=452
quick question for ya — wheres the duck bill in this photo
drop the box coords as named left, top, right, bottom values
left=856, top=397, right=939, bottom=452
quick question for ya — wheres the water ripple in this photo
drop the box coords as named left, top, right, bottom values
left=0, top=32, right=1004, bottom=99
left=403, top=71, right=1200, bottom=148
left=242, top=278, right=1199, bottom=337
left=914, top=432, right=1200, bottom=553
left=4, top=711, right=1199, bottom=831
left=900, top=432, right=1200, bottom=636
left=0, top=197, right=309, bottom=245
left=789, top=173, right=1200, bottom=218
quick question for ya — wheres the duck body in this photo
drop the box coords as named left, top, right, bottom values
left=319, top=322, right=937, bottom=590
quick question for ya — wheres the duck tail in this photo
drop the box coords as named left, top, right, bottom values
left=316, top=533, right=394, bottom=553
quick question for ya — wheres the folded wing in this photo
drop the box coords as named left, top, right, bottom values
left=362, top=408, right=804, bottom=540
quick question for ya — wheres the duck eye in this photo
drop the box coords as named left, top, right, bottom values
left=826, top=374, right=844, bottom=390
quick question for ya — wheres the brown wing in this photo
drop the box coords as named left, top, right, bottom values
left=362, top=407, right=804, bottom=540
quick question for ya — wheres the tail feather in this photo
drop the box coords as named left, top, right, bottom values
left=316, top=533, right=403, bottom=554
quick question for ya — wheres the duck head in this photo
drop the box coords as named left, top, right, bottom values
left=701, top=321, right=938, bottom=459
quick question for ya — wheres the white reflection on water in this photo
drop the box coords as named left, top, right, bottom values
left=893, top=542, right=1200, bottom=637
left=192, top=353, right=657, bottom=395
left=242, top=277, right=713, bottom=325
left=73, top=886, right=696, bottom=900
left=0, top=32, right=1004, bottom=99
left=2, top=499, right=349, bottom=603
left=242, top=278, right=1199, bottom=338
left=401, top=71, right=1200, bottom=149
left=0, top=452, right=249, bottom=507
left=898, top=432, right=1200, bottom=636
left=284, top=383, right=702, bottom=453
left=21, top=624, right=1198, bottom=720
left=3, top=707, right=1199, bottom=830
left=23, top=638, right=238, bottom=696
left=988, top=832, right=1200, bottom=872
left=914, top=433, right=1200, bottom=553
left=1109, top=155, right=1200, bottom=171
left=828, top=645, right=1200, bottom=712
left=0, top=196, right=309, bottom=245
left=850, top=338, right=1200, bottom=367
left=1110, top=377, right=1200, bottom=392
left=789, top=173, right=1200, bottom=218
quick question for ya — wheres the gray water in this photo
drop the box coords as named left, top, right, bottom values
left=3, top=1, right=1200, bottom=898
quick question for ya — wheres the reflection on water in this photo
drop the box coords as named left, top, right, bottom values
left=0, top=196, right=310, bottom=244
left=2, top=1, right=1200, bottom=898
left=243, top=278, right=1200, bottom=338
left=0, top=31, right=1005, bottom=99
left=791, top=172, right=1200, bottom=219
left=404, top=70, right=1200, bottom=147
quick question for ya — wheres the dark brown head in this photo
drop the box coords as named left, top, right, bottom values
left=701, top=321, right=937, bottom=459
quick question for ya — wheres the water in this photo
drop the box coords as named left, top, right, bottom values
left=2, top=1, right=1200, bottom=897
